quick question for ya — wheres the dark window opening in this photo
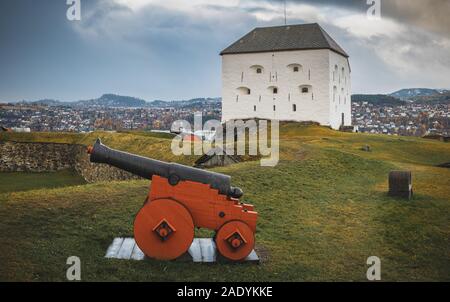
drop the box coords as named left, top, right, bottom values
left=302, top=87, right=309, bottom=93
left=254, top=105, right=257, bottom=111
left=293, top=104, right=297, bottom=112
left=293, top=66, right=299, bottom=72
left=256, top=68, right=262, bottom=74
left=247, top=88, right=251, bottom=95
left=273, top=87, right=278, bottom=94
left=273, top=105, right=276, bottom=111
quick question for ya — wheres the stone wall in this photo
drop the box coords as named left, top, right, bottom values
left=0, top=141, right=141, bottom=182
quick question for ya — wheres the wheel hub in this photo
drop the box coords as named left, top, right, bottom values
left=226, top=232, right=245, bottom=249
left=153, top=219, right=175, bottom=241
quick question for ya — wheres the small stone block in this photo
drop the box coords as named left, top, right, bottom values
left=105, top=237, right=124, bottom=258
left=117, top=238, right=135, bottom=259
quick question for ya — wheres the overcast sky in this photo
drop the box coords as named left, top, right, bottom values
left=0, top=0, right=449, bottom=102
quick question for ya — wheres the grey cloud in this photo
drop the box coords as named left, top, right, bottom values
left=274, top=0, right=450, bottom=36
left=382, top=0, right=450, bottom=36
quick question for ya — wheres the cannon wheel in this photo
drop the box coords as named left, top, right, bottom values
left=134, top=198, right=194, bottom=260
left=215, top=220, right=254, bottom=261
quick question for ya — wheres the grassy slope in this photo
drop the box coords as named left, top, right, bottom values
left=0, top=131, right=197, bottom=166
left=0, top=171, right=86, bottom=194
left=0, top=125, right=449, bottom=281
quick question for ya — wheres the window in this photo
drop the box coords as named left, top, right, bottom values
left=251, top=65, right=264, bottom=74
left=308, top=69, right=311, bottom=80
left=273, top=105, right=276, bottom=111
left=254, top=105, right=257, bottom=111
left=300, top=85, right=312, bottom=95
left=237, top=87, right=251, bottom=95
left=334, top=65, right=338, bottom=82
left=293, top=104, right=297, bottom=112
left=268, top=86, right=278, bottom=94
left=287, top=64, right=302, bottom=73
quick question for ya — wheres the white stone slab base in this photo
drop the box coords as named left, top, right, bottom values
left=105, top=237, right=259, bottom=263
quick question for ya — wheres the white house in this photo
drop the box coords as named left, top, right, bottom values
left=220, top=23, right=351, bottom=130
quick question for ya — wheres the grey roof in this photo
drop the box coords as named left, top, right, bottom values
left=220, top=23, right=349, bottom=58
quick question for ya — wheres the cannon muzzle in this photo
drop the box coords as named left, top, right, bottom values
left=87, top=139, right=243, bottom=198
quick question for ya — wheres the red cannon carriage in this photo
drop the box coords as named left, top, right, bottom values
left=88, top=139, right=258, bottom=261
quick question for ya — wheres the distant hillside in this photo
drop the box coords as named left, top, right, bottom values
left=15, top=95, right=221, bottom=109
left=25, top=94, right=146, bottom=108
left=148, top=97, right=221, bottom=108
left=352, top=94, right=405, bottom=106
left=76, top=94, right=146, bottom=107
left=412, top=91, right=450, bottom=104
left=390, top=88, right=448, bottom=100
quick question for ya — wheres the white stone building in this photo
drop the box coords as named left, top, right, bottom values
left=220, top=23, right=351, bottom=130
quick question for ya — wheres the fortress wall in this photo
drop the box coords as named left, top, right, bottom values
left=0, top=141, right=141, bottom=182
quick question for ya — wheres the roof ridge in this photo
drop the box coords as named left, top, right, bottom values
left=220, top=23, right=349, bottom=58
left=254, top=23, right=319, bottom=30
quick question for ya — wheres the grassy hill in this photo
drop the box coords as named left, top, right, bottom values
left=1, top=125, right=449, bottom=281
left=0, top=130, right=196, bottom=166
left=351, top=94, right=405, bottom=106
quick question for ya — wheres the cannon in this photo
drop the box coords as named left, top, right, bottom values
left=88, top=139, right=258, bottom=261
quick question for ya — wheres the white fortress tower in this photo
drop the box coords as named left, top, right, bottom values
left=220, top=23, right=351, bottom=130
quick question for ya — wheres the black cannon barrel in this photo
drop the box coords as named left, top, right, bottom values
left=88, top=139, right=243, bottom=198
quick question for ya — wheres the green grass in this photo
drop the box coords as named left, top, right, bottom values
left=0, top=130, right=197, bottom=165
left=0, top=125, right=449, bottom=281
left=0, top=170, right=86, bottom=194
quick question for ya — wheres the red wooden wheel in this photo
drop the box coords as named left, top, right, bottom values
left=134, top=199, right=194, bottom=260
left=215, top=220, right=255, bottom=261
